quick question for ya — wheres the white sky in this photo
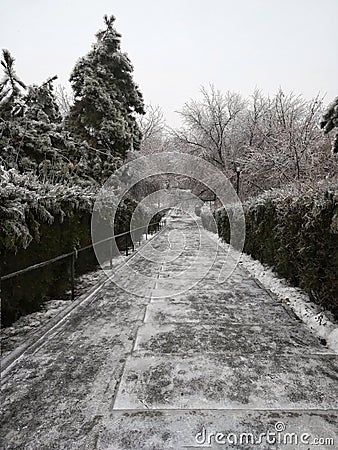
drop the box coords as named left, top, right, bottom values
left=1, top=0, right=337, bottom=127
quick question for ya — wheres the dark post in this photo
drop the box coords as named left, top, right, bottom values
left=70, top=253, right=75, bottom=300
left=109, top=238, right=113, bottom=269
left=236, top=167, right=241, bottom=195
left=125, top=235, right=129, bottom=256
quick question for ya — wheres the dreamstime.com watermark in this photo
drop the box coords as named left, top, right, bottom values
left=193, top=422, right=335, bottom=447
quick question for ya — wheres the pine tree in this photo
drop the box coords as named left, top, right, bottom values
left=0, top=49, right=26, bottom=119
left=25, top=76, right=62, bottom=124
left=320, top=96, right=338, bottom=154
left=66, top=15, right=145, bottom=180
left=0, top=51, right=76, bottom=181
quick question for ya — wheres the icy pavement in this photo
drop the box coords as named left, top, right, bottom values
left=203, top=228, right=338, bottom=353
left=1, top=258, right=124, bottom=357
left=1, top=214, right=337, bottom=449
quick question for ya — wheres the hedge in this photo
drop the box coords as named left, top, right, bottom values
left=0, top=167, right=162, bottom=326
left=203, top=182, right=338, bottom=319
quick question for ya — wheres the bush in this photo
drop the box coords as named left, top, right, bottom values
left=207, top=182, right=338, bottom=318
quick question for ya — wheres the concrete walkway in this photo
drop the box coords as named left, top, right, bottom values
left=1, top=214, right=337, bottom=449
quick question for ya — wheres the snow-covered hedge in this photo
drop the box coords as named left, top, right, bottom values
left=0, top=166, right=95, bottom=252
left=204, top=181, right=338, bottom=318
left=1, top=166, right=163, bottom=326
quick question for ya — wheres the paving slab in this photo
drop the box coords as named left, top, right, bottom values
left=144, top=298, right=299, bottom=325
left=149, top=287, right=277, bottom=305
left=133, top=323, right=330, bottom=355
left=95, top=410, right=338, bottom=450
left=114, top=354, right=338, bottom=410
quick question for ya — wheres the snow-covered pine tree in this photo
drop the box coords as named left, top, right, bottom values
left=320, top=96, right=338, bottom=154
left=0, top=52, right=79, bottom=183
left=66, top=15, right=145, bottom=181
left=24, top=76, right=62, bottom=124
left=0, top=49, right=26, bottom=119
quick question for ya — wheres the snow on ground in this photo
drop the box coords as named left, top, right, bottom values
left=204, top=229, right=338, bottom=354
left=1, top=269, right=102, bottom=357
left=1, top=230, right=159, bottom=358
left=1, top=255, right=124, bottom=357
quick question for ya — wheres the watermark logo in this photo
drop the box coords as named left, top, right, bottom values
left=194, top=422, right=335, bottom=447
left=91, top=152, right=245, bottom=296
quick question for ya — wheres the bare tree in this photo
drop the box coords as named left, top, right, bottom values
left=137, top=104, right=166, bottom=154
left=55, top=84, right=74, bottom=117
left=173, top=85, right=246, bottom=173
left=240, top=90, right=331, bottom=190
left=138, top=104, right=164, bottom=141
left=171, top=87, right=337, bottom=199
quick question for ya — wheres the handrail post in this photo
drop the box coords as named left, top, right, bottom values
left=109, top=238, right=113, bottom=269
left=70, top=253, right=75, bottom=300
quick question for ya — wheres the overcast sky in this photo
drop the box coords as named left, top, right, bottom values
left=1, top=0, right=337, bottom=127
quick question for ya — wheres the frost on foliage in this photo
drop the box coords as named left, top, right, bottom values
left=0, top=50, right=117, bottom=186
left=66, top=14, right=145, bottom=178
left=234, top=181, right=338, bottom=222
left=320, top=96, right=338, bottom=154
left=175, top=87, right=337, bottom=199
left=0, top=165, right=96, bottom=252
left=0, top=49, right=26, bottom=118
left=0, top=29, right=150, bottom=260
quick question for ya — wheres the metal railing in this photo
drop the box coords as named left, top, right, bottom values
left=1, top=219, right=166, bottom=300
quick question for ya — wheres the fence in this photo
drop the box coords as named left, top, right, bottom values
left=1, top=219, right=166, bottom=300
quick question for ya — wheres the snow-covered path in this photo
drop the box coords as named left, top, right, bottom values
left=1, top=214, right=337, bottom=449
